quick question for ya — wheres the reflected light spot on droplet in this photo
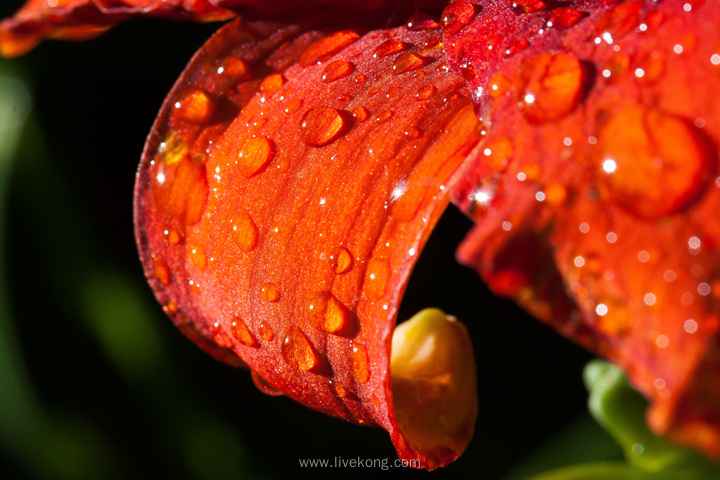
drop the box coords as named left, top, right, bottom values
left=579, top=223, right=590, bottom=233
left=574, top=256, right=585, bottom=267
left=524, top=93, right=535, bottom=104
left=596, top=303, right=608, bottom=316
left=638, top=250, right=650, bottom=262
left=664, top=270, right=676, bottom=282
left=698, top=283, right=711, bottom=296
left=684, top=319, right=698, bottom=333
left=602, top=158, right=617, bottom=173
left=606, top=232, right=617, bottom=243
left=656, top=335, right=669, bottom=348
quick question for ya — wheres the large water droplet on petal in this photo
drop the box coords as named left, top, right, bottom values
left=235, top=136, right=275, bottom=177
left=232, top=212, right=259, bottom=252
left=300, top=106, right=346, bottom=147
left=321, top=60, right=354, bottom=83
left=251, top=371, right=283, bottom=396
left=392, top=52, right=426, bottom=75
left=597, top=106, right=715, bottom=219
left=307, top=292, right=354, bottom=336
left=175, top=89, right=215, bottom=124
left=282, top=328, right=319, bottom=372
left=517, top=52, right=590, bottom=123
left=189, top=244, right=207, bottom=270
left=441, top=1, right=476, bottom=36
left=373, top=38, right=408, bottom=58
left=300, top=31, right=360, bottom=67
left=231, top=317, right=259, bottom=348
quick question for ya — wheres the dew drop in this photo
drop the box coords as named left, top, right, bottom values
left=284, top=98, right=303, bottom=115
left=513, top=0, right=546, bottom=13
left=330, top=380, right=348, bottom=398
left=517, top=52, right=589, bottom=123
left=548, top=7, right=584, bottom=29
left=597, top=106, right=714, bottom=219
left=231, top=317, right=259, bottom=348
left=351, top=342, right=370, bottom=384
left=321, top=60, right=354, bottom=83
left=258, top=322, right=274, bottom=341
left=153, top=258, right=170, bottom=286
left=166, top=229, right=181, bottom=245
left=300, top=106, right=346, bottom=147
left=366, top=258, right=390, bottom=297
left=300, top=31, right=360, bottom=67
left=235, top=136, right=276, bottom=178
left=219, top=57, right=248, bottom=80
left=333, top=246, right=354, bottom=274
left=212, top=322, right=233, bottom=348
left=189, top=244, right=207, bottom=270
left=441, top=1, right=476, bottom=36
left=354, top=73, right=367, bottom=83
left=392, top=52, right=426, bottom=75
left=415, top=84, right=436, bottom=100
left=406, top=12, right=440, bottom=31
left=282, top=328, right=319, bottom=372
left=376, top=109, right=394, bottom=122
left=259, top=73, right=285, bottom=97
left=251, top=371, right=283, bottom=396
left=307, top=292, right=354, bottom=336
left=260, top=283, right=280, bottom=302
left=405, top=127, right=423, bottom=139
left=352, top=106, right=369, bottom=122
left=175, top=89, right=215, bottom=124
left=232, top=212, right=259, bottom=252
left=373, top=39, right=408, bottom=58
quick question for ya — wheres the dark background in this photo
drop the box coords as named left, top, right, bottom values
left=0, top=3, right=614, bottom=479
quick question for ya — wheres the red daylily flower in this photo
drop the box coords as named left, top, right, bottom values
left=3, top=0, right=720, bottom=470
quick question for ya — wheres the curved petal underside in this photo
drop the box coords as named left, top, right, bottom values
left=134, top=17, right=482, bottom=469
left=442, top=0, right=720, bottom=460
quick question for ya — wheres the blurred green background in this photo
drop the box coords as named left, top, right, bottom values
left=0, top=3, right=628, bottom=479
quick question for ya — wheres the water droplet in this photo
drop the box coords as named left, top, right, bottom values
left=405, top=127, right=423, bottom=139
left=260, top=283, right=280, bottom=302
left=332, top=246, right=353, bottom=274
left=373, top=39, right=408, bottom=58
left=307, top=292, right=354, bottom=336
left=282, top=328, right=319, bottom=372
left=219, top=57, right=248, bottom=80
left=175, top=89, right=215, bottom=124
left=153, top=258, right=170, bottom=286
left=548, top=7, right=584, bottom=29
left=212, top=322, right=233, bottom=348
left=189, top=244, right=207, bottom=270
left=258, top=322, right=274, bottom=341
left=512, top=0, right=546, bottom=13
left=354, top=73, right=367, bottom=83
left=406, top=12, right=440, bottom=31
left=337, top=93, right=353, bottom=103
left=166, top=229, right=181, bottom=245
left=518, top=52, right=589, bottom=123
left=415, top=84, right=436, bottom=100
left=259, top=73, right=285, bottom=97
left=351, top=342, right=370, bottom=384
left=441, top=1, right=476, bottom=36
left=545, top=183, right=568, bottom=206
left=300, top=107, right=346, bottom=147
left=232, top=212, right=259, bottom=252
left=283, top=98, right=302, bottom=115
left=366, top=258, right=389, bottom=297
left=231, top=317, right=259, bottom=348
left=235, top=136, right=276, bottom=177
left=330, top=380, right=348, bottom=398
left=352, top=106, right=369, bottom=122
left=321, top=60, right=354, bottom=83
left=376, top=109, right=393, bottom=122
left=596, top=1, right=643, bottom=40
left=504, top=38, right=529, bottom=57
left=300, top=31, right=360, bottom=67
left=251, top=371, right=284, bottom=396
left=392, top=52, right=426, bottom=75
left=597, top=106, right=714, bottom=219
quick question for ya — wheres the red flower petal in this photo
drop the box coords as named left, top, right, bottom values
left=134, top=17, right=482, bottom=469
left=442, top=0, right=720, bottom=460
